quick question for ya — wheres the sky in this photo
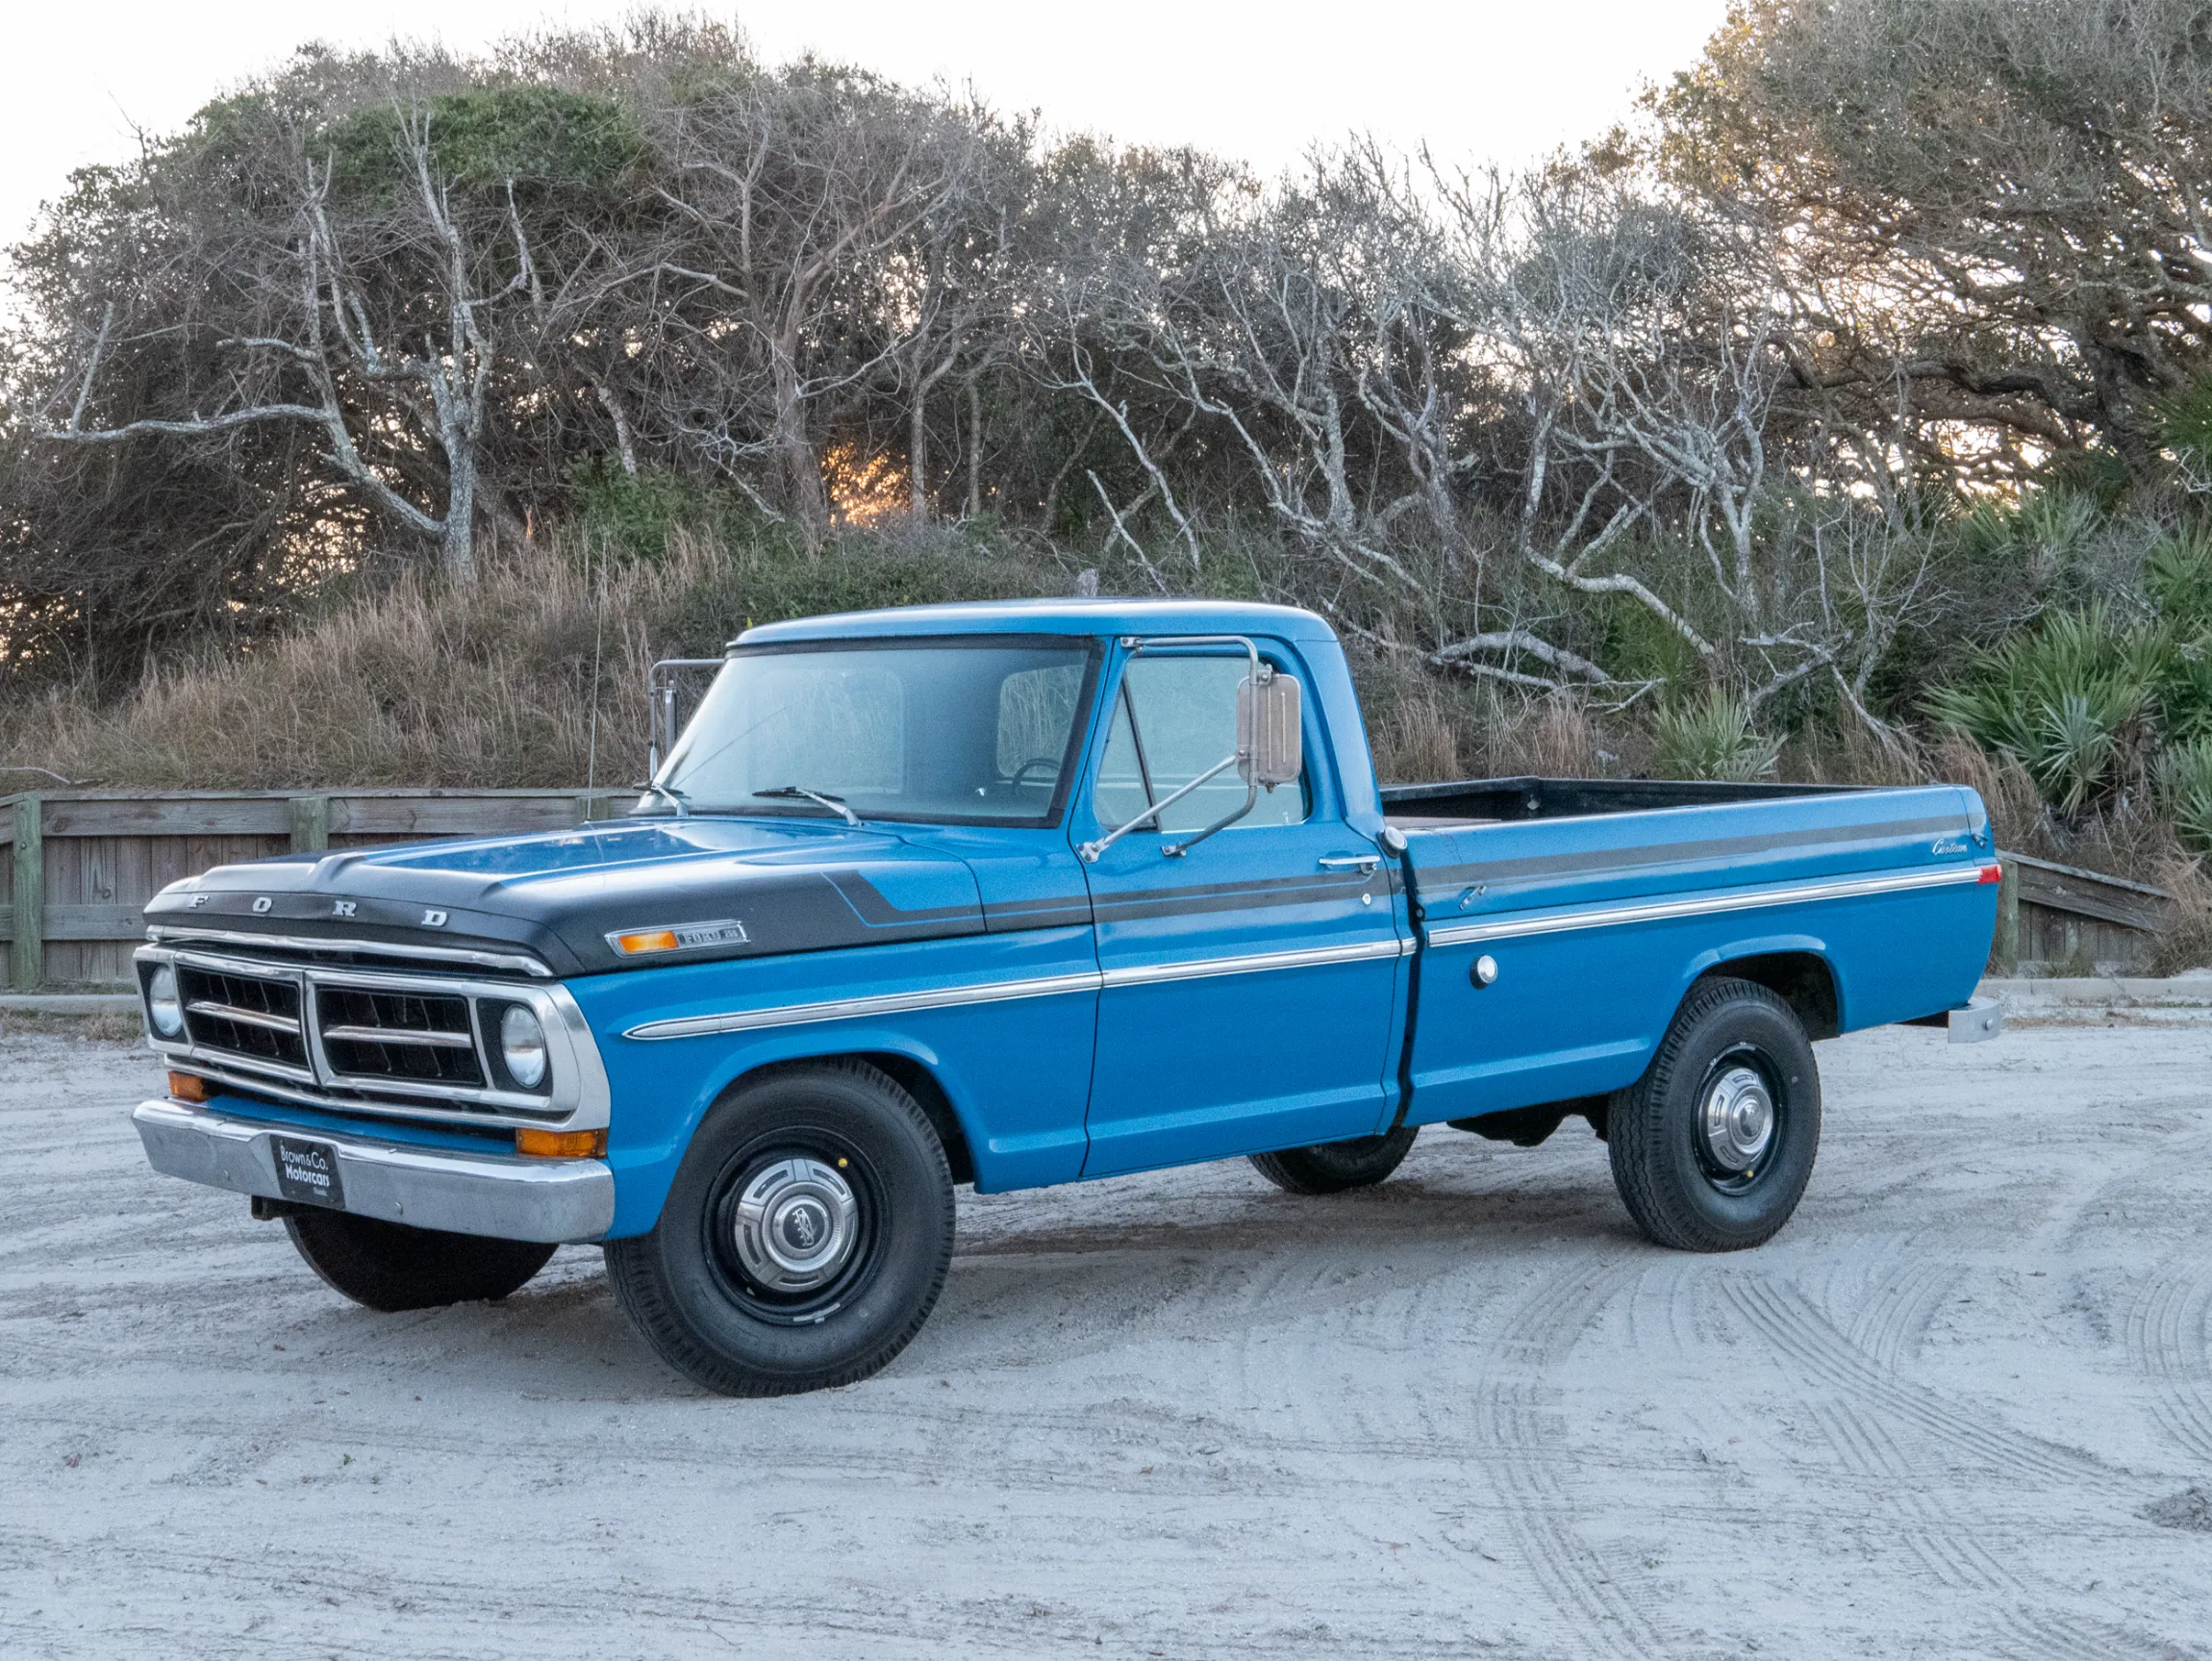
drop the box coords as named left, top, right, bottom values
left=0, top=1, right=1733, bottom=250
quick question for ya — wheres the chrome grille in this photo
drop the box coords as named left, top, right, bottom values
left=137, top=939, right=606, bottom=1133
left=178, top=966, right=309, bottom=1070
left=315, top=987, right=485, bottom=1086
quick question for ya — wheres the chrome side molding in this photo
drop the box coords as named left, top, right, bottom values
left=622, top=935, right=1415, bottom=1042
left=1425, top=863, right=1991, bottom=949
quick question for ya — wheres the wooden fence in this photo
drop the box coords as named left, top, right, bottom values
left=0, top=790, right=2180, bottom=989
left=1991, top=850, right=2176, bottom=977
left=0, top=790, right=628, bottom=991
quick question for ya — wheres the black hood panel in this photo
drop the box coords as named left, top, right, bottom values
left=143, top=819, right=989, bottom=977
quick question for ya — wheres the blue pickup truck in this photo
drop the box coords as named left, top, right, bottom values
left=129, top=599, right=2001, bottom=1396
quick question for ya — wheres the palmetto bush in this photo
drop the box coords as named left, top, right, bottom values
left=1925, top=606, right=2163, bottom=812
left=1652, top=690, right=1781, bottom=782
left=2165, top=738, right=2212, bottom=855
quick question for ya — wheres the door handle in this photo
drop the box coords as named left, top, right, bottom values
left=1319, top=853, right=1382, bottom=874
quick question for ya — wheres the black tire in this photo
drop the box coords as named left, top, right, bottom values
left=284, top=1211, right=556, bottom=1312
left=1607, top=976, right=1822, bottom=1252
left=1249, top=1124, right=1420, bottom=1195
left=604, top=1060, right=954, bottom=1397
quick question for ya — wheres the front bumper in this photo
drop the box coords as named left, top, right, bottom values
left=132, top=1099, right=615, bottom=1243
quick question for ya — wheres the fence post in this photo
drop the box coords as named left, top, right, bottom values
left=13, top=794, right=42, bottom=993
left=1994, top=856, right=2021, bottom=976
left=289, top=794, right=330, bottom=853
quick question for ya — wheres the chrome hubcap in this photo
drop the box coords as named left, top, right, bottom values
left=1700, top=1066, right=1774, bottom=1172
left=732, top=1157, right=860, bottom=1293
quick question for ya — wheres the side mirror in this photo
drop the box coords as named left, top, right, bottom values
left=1239, top=670, right=1302, bottom=789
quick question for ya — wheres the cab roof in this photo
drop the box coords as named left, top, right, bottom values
left=733, top=596, right=1338, bottom=648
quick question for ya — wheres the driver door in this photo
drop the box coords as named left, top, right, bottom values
left=1075, top=642, right=1403, bottom=1175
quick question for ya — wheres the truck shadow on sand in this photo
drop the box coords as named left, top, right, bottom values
left=953, top=1167, right=1633, bottom=1259
left=312, top=1164, right=1646, bottom=1398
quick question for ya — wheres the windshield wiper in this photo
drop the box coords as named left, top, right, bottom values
left=753, top=785, right=863, bottom=828
left=632, top=780, right=693, bottom=818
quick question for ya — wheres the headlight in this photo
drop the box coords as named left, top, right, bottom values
left=499, top=1004, right=549, bottom=1091
left=147, top=965, right=184, bottom=1037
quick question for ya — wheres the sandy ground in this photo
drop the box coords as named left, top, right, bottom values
left=3, top=1018, right=2210, bottom=1661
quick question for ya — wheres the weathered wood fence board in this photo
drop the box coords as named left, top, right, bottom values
left=1992, top=850, right=2174, bottom=976
left=0, top=790, right=629, bottom=991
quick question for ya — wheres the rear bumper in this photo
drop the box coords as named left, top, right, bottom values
left=131, top=1099, right=615, bottom=1244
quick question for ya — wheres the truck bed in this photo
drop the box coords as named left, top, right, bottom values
left=1382, top=774, right=1858, bottom=829
left=1378, top=774, right=1997, bottom=1129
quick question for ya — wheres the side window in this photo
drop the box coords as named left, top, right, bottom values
left=1092, top=656, right=1310, bottom=835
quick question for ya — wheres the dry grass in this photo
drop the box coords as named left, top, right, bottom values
left=1369, top=686, right=1463, bottom=785
left=1509, top=694, right=1602, bottom=778
left=2149, top=857, right=2212, bottom=974
left=0, top=1008, right=146, bottom=1044
left=1, top=528, right=1059, bottom=790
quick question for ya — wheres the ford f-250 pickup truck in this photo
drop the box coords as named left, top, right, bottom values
left=129, top=599, right=2001, bottom=1396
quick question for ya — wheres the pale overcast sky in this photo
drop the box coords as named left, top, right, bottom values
left=2, top=1, right=1731, bottom=248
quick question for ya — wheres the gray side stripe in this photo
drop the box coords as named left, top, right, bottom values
left=1424, top=863, right=1989, bottom=948
left=622, top=936, right=1414, bottom=1042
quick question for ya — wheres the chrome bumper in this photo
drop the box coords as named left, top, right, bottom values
left=132, top=1099, right=615, bottom=1244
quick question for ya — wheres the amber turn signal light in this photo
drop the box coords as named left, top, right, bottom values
left=166, top=1071, right=210, bottom=1103
left=610, top=928, right=682, bottom=955
left=515, top=1126, right=608, bottom=1159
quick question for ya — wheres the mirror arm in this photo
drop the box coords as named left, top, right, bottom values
left=1159, top=767, right=1259, bottom=859
left=1080, top=751, right=1242, bottom=863
left=1080, top=632, right=1285, bottom=864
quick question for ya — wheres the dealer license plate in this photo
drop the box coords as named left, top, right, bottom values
left=271, top=1137, right=345, bottom=1209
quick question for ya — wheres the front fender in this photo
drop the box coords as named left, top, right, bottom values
left=566, top=926, right=1099, bottom=1236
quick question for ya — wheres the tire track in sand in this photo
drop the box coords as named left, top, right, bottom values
left=1643, top=1253, right=2022, bottom=1599
left=1721, top=1277, right=2115, bottom=1488
left=2124, top=1260, right=2212, bottom=1466
left=1982, top=1605, right=2184, bottom=1661
left=1471, top=1257, right=1669, bottom=1661
left=1720, top=1274, right=2167, bottom=1659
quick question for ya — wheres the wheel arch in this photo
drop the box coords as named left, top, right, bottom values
left=1690, top=948, right=1840, bottom=1041
left=717, top=1049, right=978, bottom=1188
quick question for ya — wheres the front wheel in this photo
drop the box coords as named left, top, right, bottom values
left=1249, top=1124, right=1419, bottom=1195
left=284, top=1211, right=556, bottom=1312
left=1607, top=977, right=1821, bottom=1252
left=604, top=1061, right=954, bottom=1397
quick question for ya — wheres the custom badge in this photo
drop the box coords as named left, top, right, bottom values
left=606, top=919, right=751, bottom=956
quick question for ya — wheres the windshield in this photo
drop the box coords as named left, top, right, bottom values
left=653, top=637, right=1097, bottom=825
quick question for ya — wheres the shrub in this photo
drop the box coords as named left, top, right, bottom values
left=2144, top=527, right=2212, bottom=630
left=1925, top=605, right=2163, bottom=812
left=1652, top=690, right=1779, bottom=781
left=2165, top=738, right=2212, bottom=856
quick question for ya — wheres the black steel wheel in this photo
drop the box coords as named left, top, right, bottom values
left=284, top=1211, right=555, bottom=1312
left=1607, top=976, right=1822, bottom=1251
left=1249, top=1124, right=1419, bottom=1195
left=604, top=1060, right=954, bottom=1397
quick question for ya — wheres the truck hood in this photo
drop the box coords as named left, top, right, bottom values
left=143, top=818, right=988, bottom=977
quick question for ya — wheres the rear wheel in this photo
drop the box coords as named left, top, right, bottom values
left=1249, top=1124, right=1419, bottom=1195
left=604, top=1061, right=954, bottom=1397
left=1607, top=976, right=1821, bottom=1252
left=284, top=1211, right=556, bottom=1312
